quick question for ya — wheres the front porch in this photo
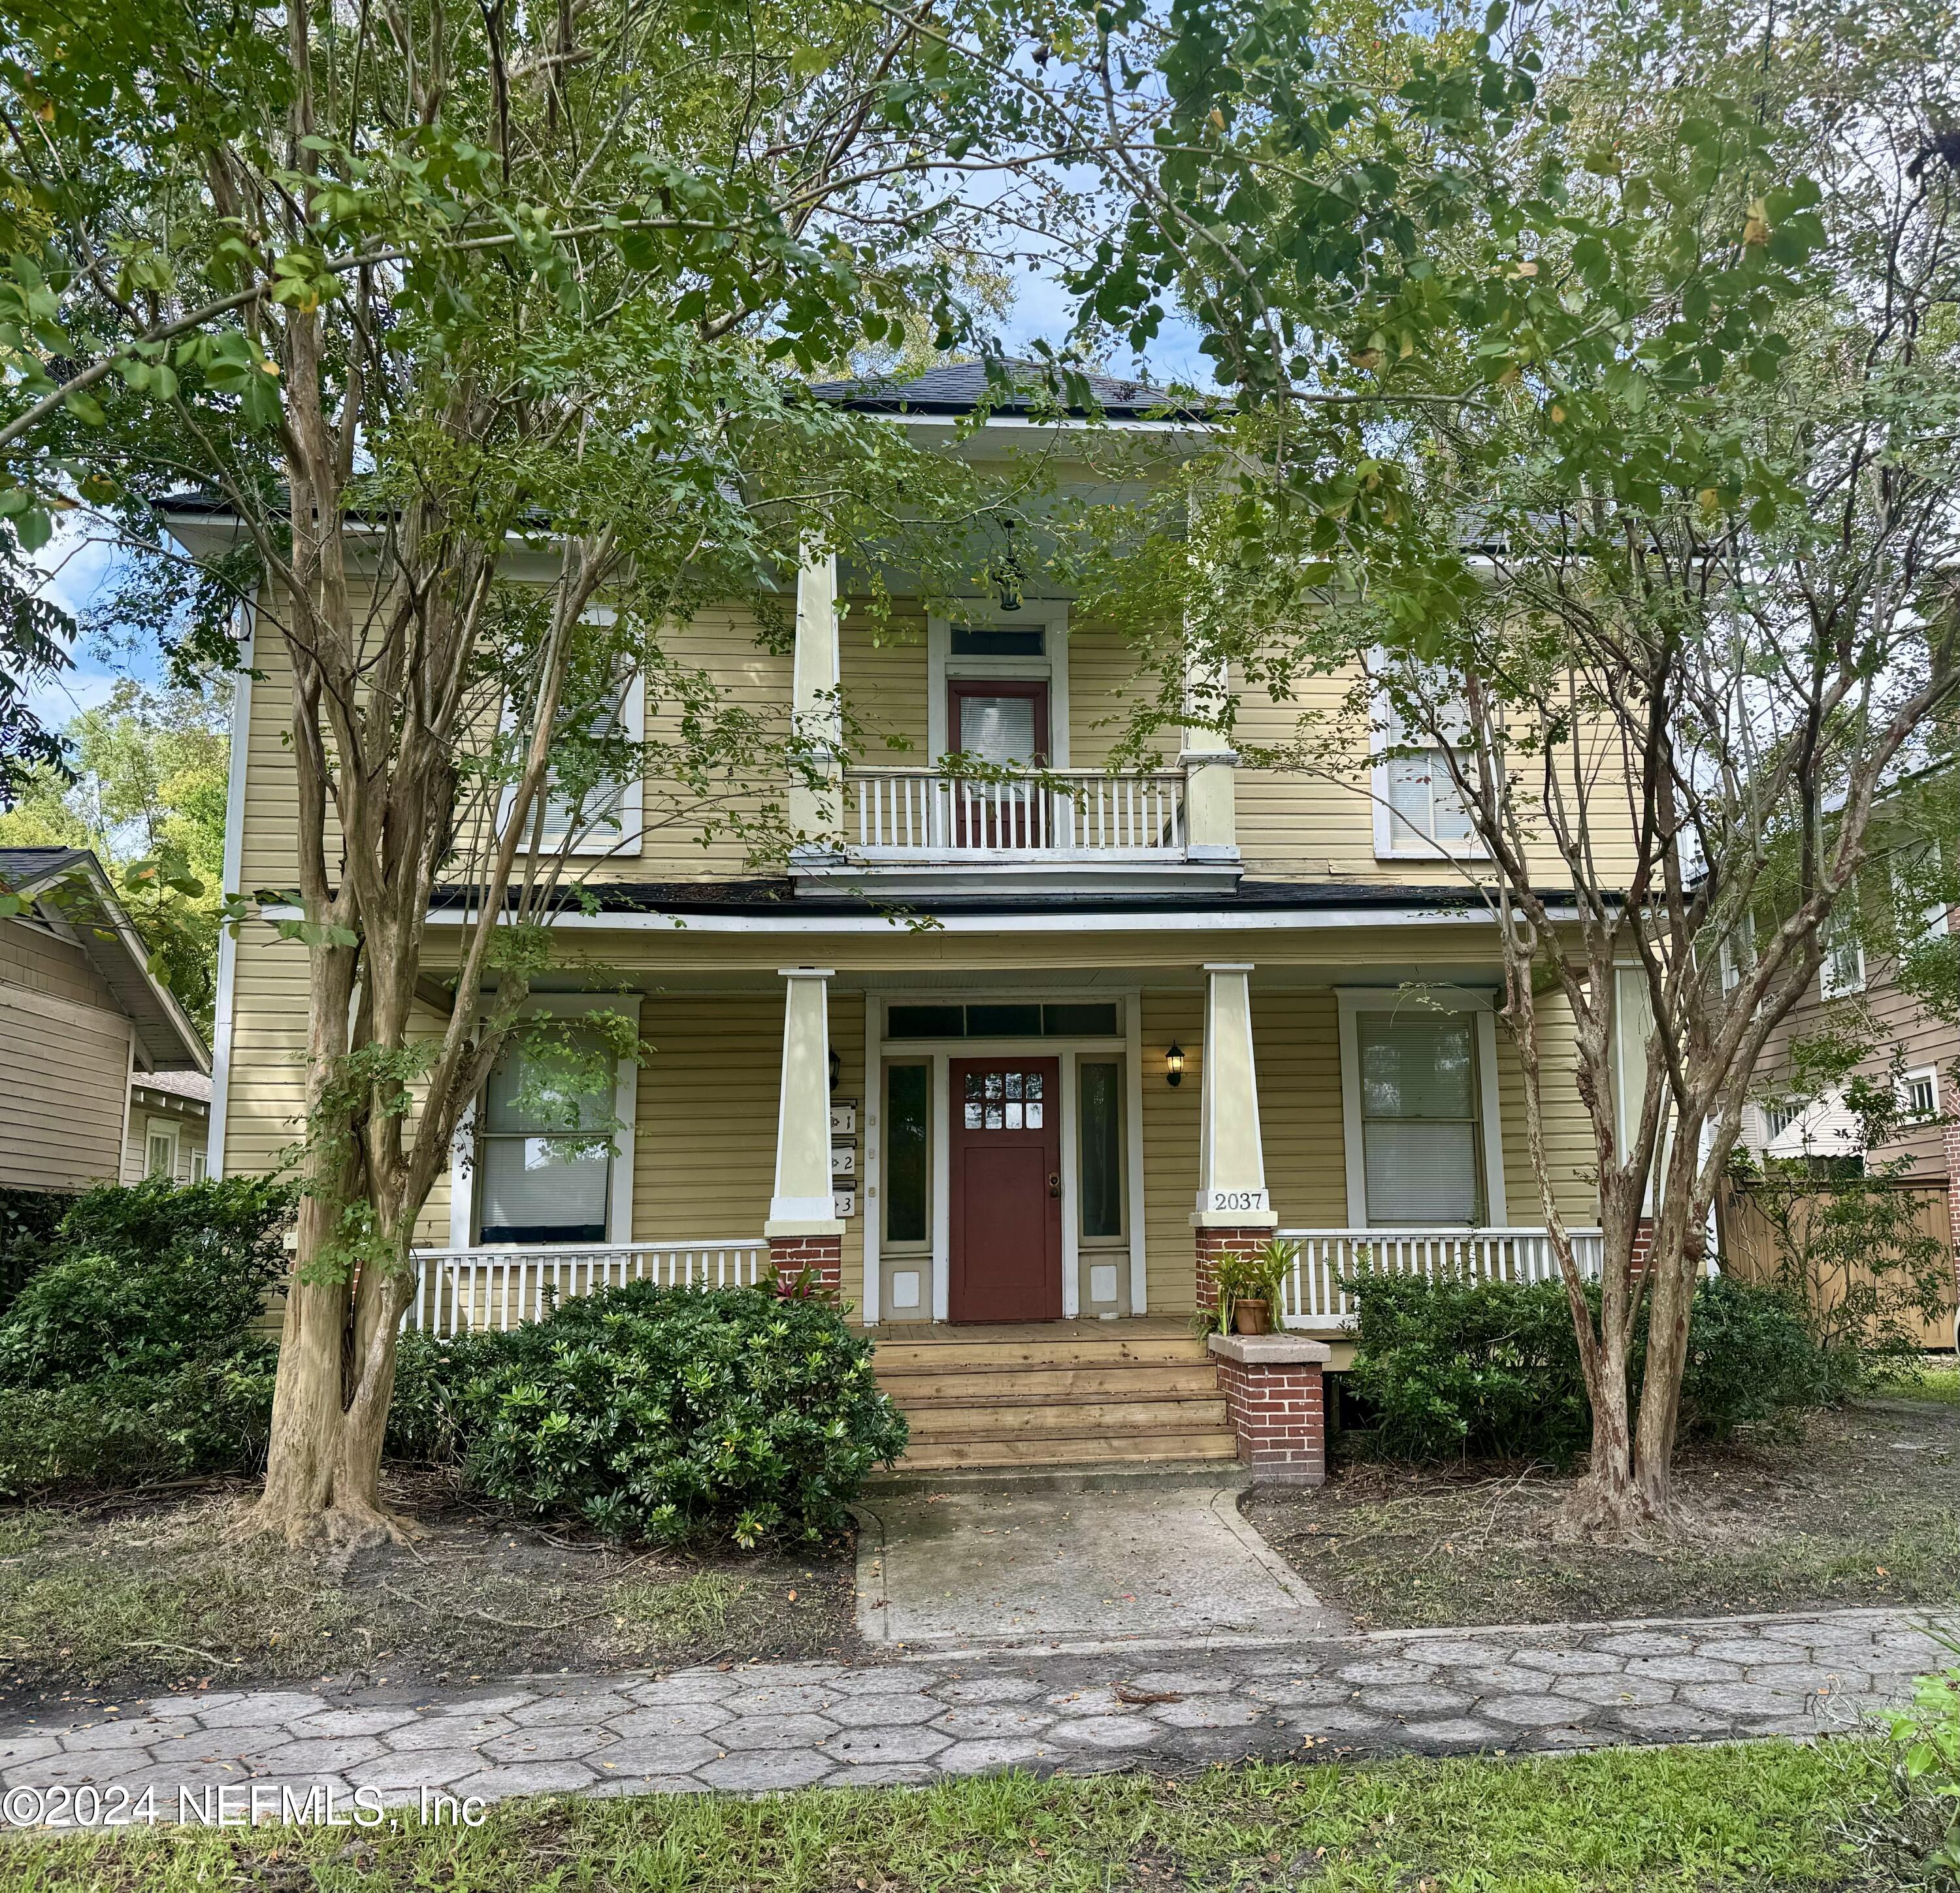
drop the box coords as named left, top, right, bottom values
left=408, top=953, right=1612, bottom=1479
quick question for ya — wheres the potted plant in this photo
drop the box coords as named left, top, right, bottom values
left=1209, top=1240, right=1298, bottom=1336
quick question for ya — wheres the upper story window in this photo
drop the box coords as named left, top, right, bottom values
left=1893, top=844, right=1950, bottom=945
left=505, top=608, right=644, bottom=856
left=1901, top=1066, right=1938, bottom=1121
left=536, top=663, right=643, bottom=855
left=1819, top=906, right=1866, bottom=998
left=1371, top=670, right=1478, bottom=860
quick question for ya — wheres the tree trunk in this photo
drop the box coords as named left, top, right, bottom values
left=1562, top=1315, right=1663, bottom=1539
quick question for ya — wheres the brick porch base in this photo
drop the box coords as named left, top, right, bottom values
left=1193, top=1225, right=1277, bottom=1313
left=1207, top=1331, right=1330, bottom=1485
left=767, top=1234, right=842, bottom=1299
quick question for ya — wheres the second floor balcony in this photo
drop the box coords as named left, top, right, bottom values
left=794, top=757, right=1242, bottom=894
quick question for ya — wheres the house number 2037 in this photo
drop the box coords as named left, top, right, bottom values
left=1209, top=1189, right=1269, bottom=1214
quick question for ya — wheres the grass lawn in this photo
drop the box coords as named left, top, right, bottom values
left=1870, top=1360, right=1960, bottom=1406
left=0, top=1739, right=1900, bottom=1892
left=0, top=1471, right=857, bottom=1709
left=1249, top=1385, right=1960, bottom=1630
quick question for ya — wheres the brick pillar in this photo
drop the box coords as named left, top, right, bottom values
left=1629, top=1215, right=1655, bottom=1277
left=1207, top=1332, right=1330, bottom=1485
left=1194, top=1225, right=1274, bottom=1315
left=768, top=1234, right=842, bottom=1300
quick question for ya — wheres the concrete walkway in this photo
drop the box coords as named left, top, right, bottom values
left=1, top=1606, right=1947, bottom=1824
left=856, top=1482, right=1331, bottom=1645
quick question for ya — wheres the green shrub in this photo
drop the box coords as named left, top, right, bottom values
left=1678, top=1274, right=1856, bottom=1438
left=1859, top=1636, right=1960, bottom=1884
left=0, top=1176, right=292, bottom=1389
left=0, top=1176, right=291, bottom=1496
left=385, top=1326, right=506, bottom=1464
left=0, top=1185, right=69, bottom=1317
left=1343, top=1270, right=1842, bottom=1465
left=1345, top=1274, right=1593, bottom=1464
left=0, top=1351, right=278, bottom=1498
left=440, top=1281, right=908, bottom=1546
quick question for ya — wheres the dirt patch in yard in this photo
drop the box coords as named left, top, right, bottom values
left=0, top=1468, right=859, bottom=1715
left=1247, top=1389, right=1960, bottom=1630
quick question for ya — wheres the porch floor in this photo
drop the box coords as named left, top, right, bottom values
left=857, top=1316, right=1195, bottom=1343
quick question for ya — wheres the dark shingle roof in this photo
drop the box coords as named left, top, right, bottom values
left=811, top=358, right=1203, bottom=421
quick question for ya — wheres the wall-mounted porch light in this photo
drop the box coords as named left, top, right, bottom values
left=829, top=1047, right=842, bottom=1095
left=1164, top=1042, right=1185, bottom=1087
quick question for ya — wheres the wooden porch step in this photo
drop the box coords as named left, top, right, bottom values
left=902, top=1395, right=1231, bottom=1437
left=871, top=1336, right=1210, bottom=1372
left=897, top=1429, right=1242, bottom=1470
left=875, top=1363, right=1223, bottom=1401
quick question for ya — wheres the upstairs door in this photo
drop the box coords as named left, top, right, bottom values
left=949, top=680, right=1049, bottom=848
left=949, top=1057, right=1062, bottom=1322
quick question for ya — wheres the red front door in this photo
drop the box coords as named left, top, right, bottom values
left=949, top=1056, right=1062, bottom=1323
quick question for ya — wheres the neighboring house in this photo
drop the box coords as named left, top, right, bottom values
left=1740, top=768, right=1959, bottom=1273
left=171, top=363, right=1657, bottom=1475
left=0, top=847, right=210, bottom=1196
left=123, top=1068, right=213, bottom=1186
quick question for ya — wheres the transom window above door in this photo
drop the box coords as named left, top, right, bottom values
left=964, top=1067, right=1045, bottom=1130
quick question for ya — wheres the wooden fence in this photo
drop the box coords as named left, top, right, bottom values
left=1716, top=1177, right=1957, bottom=1351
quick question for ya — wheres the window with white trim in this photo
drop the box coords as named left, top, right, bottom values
left=1819, top=906, right=1866, bottom=998
left=1901, top=1066, right=1939, bottom=1122
left=536, top=661, right=643, bottom=855
left=144, top=1119, right=180, bottom=1181
left=1355, top=1013, right=1488, bottom=1224
left=1337, top=989, right=1505, bottom=1228
left=1893, top=846, right=1950, bottom=945
left=475, top=1031, right=621, bottom=1244
left=1720, top=912, right=1757, bottom=994
left=190, top=1149, right=208, bottom=1183
left=502, top=608, right=643, bottom=856
left=1372, top=669, right=1477, bottom=859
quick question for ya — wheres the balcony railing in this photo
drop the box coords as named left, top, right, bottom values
left=1275, top=1226, right=1606, bottom=1330
left=844, top=766, right=1186, bottom=860
left=406, top=1238, right=767, bottom=1336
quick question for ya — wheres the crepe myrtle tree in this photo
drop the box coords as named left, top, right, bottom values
left=0, top=0, right=1072, bottom=1545
left=1077, top=0, right=1960, bottom=1531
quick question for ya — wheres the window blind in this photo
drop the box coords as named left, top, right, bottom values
left=1358, top=1013, right=1484, bottom=1225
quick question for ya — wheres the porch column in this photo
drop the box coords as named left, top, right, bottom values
left=1180, top=620, right=1240, bottom=863
left=766, top=966, right=844, bottom=1296
left=1192, top=961, right=1277, bottom=1311
left=788, top=550, right=842, bottom=851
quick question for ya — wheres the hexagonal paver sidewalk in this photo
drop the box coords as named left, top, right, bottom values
left=1, top=1607, right=1946, bottom=1826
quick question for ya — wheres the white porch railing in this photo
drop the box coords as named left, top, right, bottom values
left=405, top=1239, right=768, bottom=1336
left=1275, top=1226, right=1607, bottom=1330
left=844, top=766, right=1186, bottom=859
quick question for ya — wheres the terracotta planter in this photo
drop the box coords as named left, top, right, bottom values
left=1232, top=1298, right=1272, bottom=1336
